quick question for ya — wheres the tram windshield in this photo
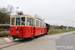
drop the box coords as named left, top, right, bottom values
left=21, top=17, right=25, bottom=26
left=16, top=17, right=25, bottom=26
left=11, top=17, right=25, bottom=26
left=16, top=18, right=20, bottom=26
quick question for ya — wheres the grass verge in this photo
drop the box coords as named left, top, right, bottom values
left=73, top=33, right=75, bottom=34
left=0, top=31, right=10, bottom=37
left=50, top=29, right=75, bottom=34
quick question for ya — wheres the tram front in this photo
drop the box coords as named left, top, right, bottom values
left=10, top=15, right=26, bottom=39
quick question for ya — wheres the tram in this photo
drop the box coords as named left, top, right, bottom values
left=10, top=14, right=50, bottom=39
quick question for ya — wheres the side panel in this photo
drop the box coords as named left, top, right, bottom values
left=44, top=28, right=47, bottom=34
left=24, top=26, right=35, bottom=38
left=10, top=26, right=47, bottom=38
left=34, top=27, right=47, bottom=36
left=25, top=26, right=32, bottom=38
left=31, top=27, right=35, bottom=36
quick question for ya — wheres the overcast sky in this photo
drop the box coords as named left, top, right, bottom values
left=0, top=0, right=75, bottom=27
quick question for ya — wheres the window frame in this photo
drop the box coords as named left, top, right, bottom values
left=21, top=17, right=25, bottom=26
left=10, top=15, right=26, bottom=26
left=35, top=19, right=40, bottom=27
left=31, top=18, right=34, bottom=26
left=42, top=22, right=45, bottom=27
left=40, top=21, right=42, bottom=27
left=26, top=16, right=35, bottom=27
left=10, top=17, right=16, bottom=26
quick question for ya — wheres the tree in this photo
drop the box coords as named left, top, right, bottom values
left=7, top=5, right=14, bottom=15
left=60, top=25, right=64, bottom=29
left=0, top=5, right=14, bottom=24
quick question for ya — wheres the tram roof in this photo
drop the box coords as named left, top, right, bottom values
left=10, top=15, right=45, bottom=22
left=10, top=15, right=33, bottom=18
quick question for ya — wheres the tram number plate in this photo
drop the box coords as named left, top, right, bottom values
left=16, top=31, right=19, bottom=33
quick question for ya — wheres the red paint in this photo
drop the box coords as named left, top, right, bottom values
left=10, top=26, right=47, bottom=38
left=15, top=15, right=20, bottom=17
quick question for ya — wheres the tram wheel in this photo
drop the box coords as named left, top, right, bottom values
left=13, top=37, right=16, bottom=40
left=46, top=32, right=49, bottom=35
left=30, top=35, right=34, bottom=40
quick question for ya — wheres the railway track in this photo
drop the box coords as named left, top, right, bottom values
left=0, top=38, right=33, bottom=50
left=0, top=41, right=19, bottom=50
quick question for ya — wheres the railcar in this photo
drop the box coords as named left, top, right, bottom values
left=10, top=15, right=50, bottom=39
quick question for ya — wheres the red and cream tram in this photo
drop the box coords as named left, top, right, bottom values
left=10, top=15, right=50, bottom=39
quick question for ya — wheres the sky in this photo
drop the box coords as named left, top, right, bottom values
left=0, top=0, right=75, bottom=27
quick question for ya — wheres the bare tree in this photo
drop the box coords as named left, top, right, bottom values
left=7, top=5, right=14, bottom=15
left=0, top=7, right=8, bottom=13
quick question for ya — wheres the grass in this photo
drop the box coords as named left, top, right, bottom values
left=73, top=33, right=75, bottom=34
left=50, top=29, right=75, bottom=34
left=0, top=31, right=10, bottom=37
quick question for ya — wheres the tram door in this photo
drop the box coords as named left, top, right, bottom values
left=31, top=18, right=35, bottom=37
left=27, top=17, right=34, bottom=37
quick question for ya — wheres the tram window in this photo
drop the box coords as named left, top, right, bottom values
left=16, top=18, right=20, bottom=26
left=42, top=23, right=44, bottom=27
left=36, top=20, right=39, bottom=27
left=11, top=18, right=15, bottom=26
left=27, top=17, right=31, bottom=26
left=31, top=19, right=34, bottom=26
left=40, top=22, right=42, bottom=27
left=21, top=17, right=25, bottom=26
left=41, top=22, right=43, bottom=27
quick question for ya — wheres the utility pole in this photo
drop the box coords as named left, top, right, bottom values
left=72, top=21, right=73, bottom=27
left=71, top=21, right=73, bottom=30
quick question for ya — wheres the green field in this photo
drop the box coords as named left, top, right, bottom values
left=73, top=33, right=75, bottom=34
left=50, top=29, right=75, bottom=34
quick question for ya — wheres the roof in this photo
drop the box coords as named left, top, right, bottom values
left=0, top=24, right=10, bottom=26
left=10, top=15, right=45, bottom=22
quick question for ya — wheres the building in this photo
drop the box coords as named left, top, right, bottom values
left=0, top=24, right=10, bottom=31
